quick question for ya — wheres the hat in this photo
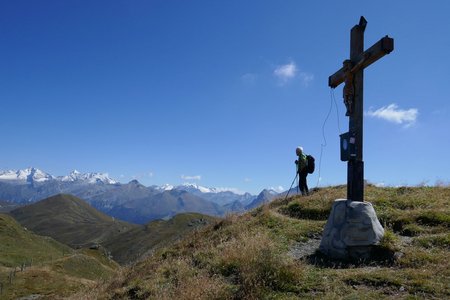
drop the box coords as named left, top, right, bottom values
left=296, top=147, right=303, bottom=154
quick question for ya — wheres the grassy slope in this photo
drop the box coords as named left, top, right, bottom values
left=9, top=194, right=215, bottom=266
left=89, top=185, right=449, bottom=299
left=0, top=213, right=119, bottom=299
left=0, top=213, right=72, bottom=267
left=104, top=213, right=218, bottom=264
left=10, top=194, right=138, bottom=247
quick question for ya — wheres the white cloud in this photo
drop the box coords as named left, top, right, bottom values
left=269, top=186, right=285, bottom=193
left=274, top=61, right=297, bottom=84
left=181, top=174, right=201, bottom=181
left=273, top=61, right=314, bottom=87
left=244, top=177, right=252, bottom=182
left=366, top=103, right=418, bottom=127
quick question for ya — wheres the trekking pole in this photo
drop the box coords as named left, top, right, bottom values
left=284, top=172, right=298, bottom=201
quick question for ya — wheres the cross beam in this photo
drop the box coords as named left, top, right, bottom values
left=329, top=36, right=394, bottom=88
left=329, top=17, right=394, bottom=202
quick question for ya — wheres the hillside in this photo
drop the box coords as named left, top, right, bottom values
left=0, top=213, right=118, bottom=299
left=10, top=194, right=138, bottom=248
left=86, top=185, right=450, bottom=299
left=104, top=213, right=218, bottom=264
left=0, top=213, right=72, bottom=267
left=9, top=194, right=217, bottom=266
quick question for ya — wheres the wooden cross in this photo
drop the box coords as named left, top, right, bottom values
left=329, top=17, right=394, bottom=202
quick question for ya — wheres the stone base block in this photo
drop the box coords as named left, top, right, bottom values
left=319, top=199, right=384, bottom=260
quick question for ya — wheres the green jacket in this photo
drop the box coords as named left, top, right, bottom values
left=297, top=153, right=308, bottom=173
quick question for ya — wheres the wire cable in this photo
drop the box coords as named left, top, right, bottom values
left=287, top=88, right=342, bottom=200
left=315, top=89, right=336, bottom=189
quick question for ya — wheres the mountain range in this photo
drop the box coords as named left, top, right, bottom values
left=0, top=167, right=117, bottom=184
left=0, top=167, right=280, bottom=224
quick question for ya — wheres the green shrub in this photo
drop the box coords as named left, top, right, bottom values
left=378, top=229, right=401, bottom=252
left=281, top=201, right=330, bottom=220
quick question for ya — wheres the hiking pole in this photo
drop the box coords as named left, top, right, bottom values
left=284, top=172, right=298, bottom=201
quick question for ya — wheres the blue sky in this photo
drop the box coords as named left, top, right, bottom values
left=1, top=1, right=449, bottom=194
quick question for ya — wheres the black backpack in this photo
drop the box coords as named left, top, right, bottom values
left=306, top=155, right=315, bottom=174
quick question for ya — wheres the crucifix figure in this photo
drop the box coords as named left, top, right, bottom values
left=329, top=16, right=394, bottom=202
left=342, top=59, right=354, bottom=116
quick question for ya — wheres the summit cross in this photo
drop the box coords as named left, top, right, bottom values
left=329, top=16, right=394, bottom=202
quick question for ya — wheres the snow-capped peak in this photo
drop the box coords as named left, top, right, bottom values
left=0, top=167, right=118, bottom=185
left=266, top=186, right=284, bottom=194
left=0, top=167, right=54, bottom=183
left=180, top=183, right=214, bottom=193
left=60, top=170, right=117, bottom=184
left=177, top=183, right=247, bottom=195
left=158, top=184, right=174, bottom=191
left=267, top=189, right=279, bottom=195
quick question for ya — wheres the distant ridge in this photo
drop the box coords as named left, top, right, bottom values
left=10, top=194, right=137, bottom=247
left=107, top=189, right=225, bottom=224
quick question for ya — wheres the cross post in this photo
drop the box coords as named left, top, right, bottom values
left=329, top=17, right=394, bottom=201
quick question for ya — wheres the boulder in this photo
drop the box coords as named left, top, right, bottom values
left=319, top=199, right=384, bottom=259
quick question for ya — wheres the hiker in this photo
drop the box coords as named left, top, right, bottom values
left=295, top=146, right=309, bottom=196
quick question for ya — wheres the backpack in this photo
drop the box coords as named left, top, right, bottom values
left=306, top=155, right=315, bottom=174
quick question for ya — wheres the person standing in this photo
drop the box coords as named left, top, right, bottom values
left=295, top=146, right=309, bottom=196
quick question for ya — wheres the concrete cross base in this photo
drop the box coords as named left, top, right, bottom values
left=319, top=199, right=384, bottom=260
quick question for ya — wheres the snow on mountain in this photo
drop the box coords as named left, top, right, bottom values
left=179, top=183, right=214, bottom=193
left=154, top=184, right=175, bottom=191
left=0, top=167, right=54, bottom=183
left=59, top=170, right=117, bottom=184
left=267, top=189, right=279, bottom=195
left=0, top=168, right=117, bottom=185
left=178, top=183, right=247, bottom=195
left=0, top=170, right=20, bottom=181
